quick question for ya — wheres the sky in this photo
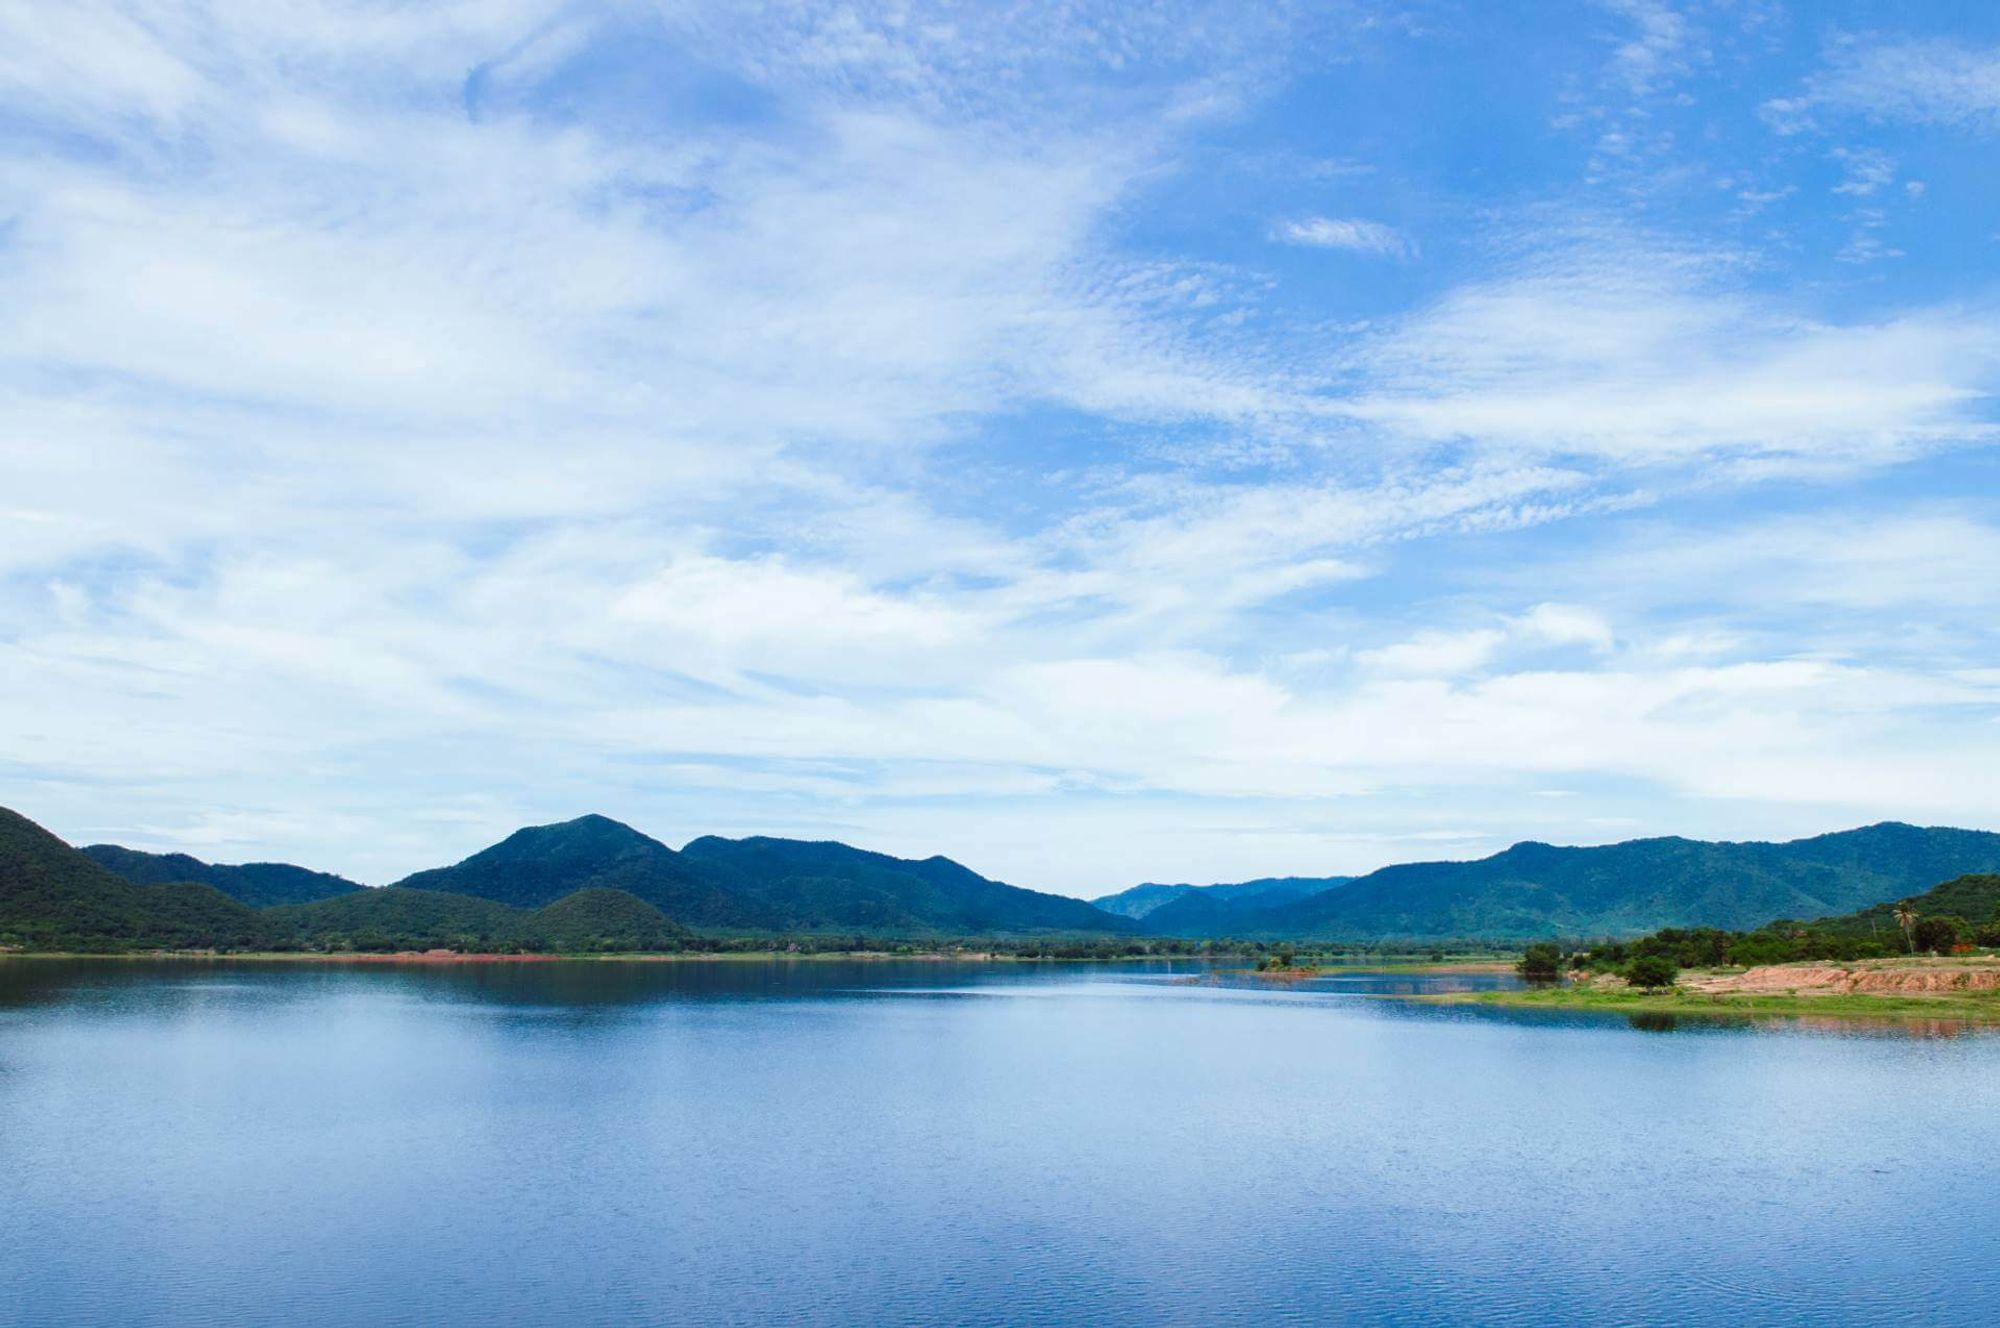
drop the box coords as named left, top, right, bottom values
left=3, top=0, right=1999, bottom=896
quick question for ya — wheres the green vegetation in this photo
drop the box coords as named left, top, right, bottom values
left=1828, top=873, right=2000, bottom=940
left=393, top=815, right=763, bottom=925
left=1453, top=875, right=2000, bottom=1023
left=679, top=834, right=1138, bottom=934
left=1430, top=983, right=2000, bottom=1024
left=1092, top=876, right=1350, bottom=922
left=2, top=806, right=1232, bottom=956
left=2, top=808, right=699, bottom=956
left=17, top=797, right=2000, bottom=970
left=1139, top=824, right=2000, bottom=940
left=527, top=888, right=693, bottom=952
left=264, top=888, right=523, bottom=952
left=394, top=816, right=1136, bottom=936
left=1626, top=954, right=1680, bottom=991
left=1554, top=874, right=2000, bottom=974
left=0, top=808, right=269, bottom=951
left=264, top=885, right=696, bottom=953
left=1516, top=942, right=1564, bottom=981
left=82, top=844, right=363, bottom=907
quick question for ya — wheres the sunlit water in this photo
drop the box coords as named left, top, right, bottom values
left=2, top=958, right=1996, bottom=1326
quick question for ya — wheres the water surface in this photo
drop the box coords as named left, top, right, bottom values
left=2, top=958, right=1995, bottom=1326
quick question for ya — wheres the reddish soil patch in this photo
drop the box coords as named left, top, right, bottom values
left=1686, top=959, right=2000, bottom=995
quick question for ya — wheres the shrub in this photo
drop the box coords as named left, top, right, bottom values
left=1912, top=916, right=1965, bottom=956
left=1516, top=942, right=1564, bottom=982
left=1626, top=954, right=1679, bottom=991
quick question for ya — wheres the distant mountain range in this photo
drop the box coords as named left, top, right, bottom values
left=1133, top=824, right=2000, bottom=939
left=1091, top=877, right=1350, bottom=920
left=390, top=815, right=761, bottom=926
left=390, top=815, right=1131, bottom=935
left=3, top=808, right=690, bottom=954
left=6, top=808, right=1130, bottom=948
left=81, top=844, right=363, bottom=908
left=9, top=803, right=2000, bottom=951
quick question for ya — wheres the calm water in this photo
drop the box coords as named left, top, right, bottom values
left=2, top=959, right=1997, bottom=1327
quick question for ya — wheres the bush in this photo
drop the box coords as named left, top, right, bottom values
left=1912, top=916, right=1965, bottom=956
left=1516, top=942, right=1564, bottom=981
left=1627, top=954, right=1679, bottom=991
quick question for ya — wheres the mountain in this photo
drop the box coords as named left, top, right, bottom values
left=395, top=816, right=1134, bottom=936
left=265, top=887, right=520, bottom=950
left=1177, top=823, right=2000, bottom=941
left=28, top=802, right=1995, bottom=949
left=1, top=806, right=269, bottom=950
left=264, top=885, right=692, bottom=953
left=1810, top=873, right=2000, bottom=938
left=83, top=844, right=363, bottom=907
left=1089, top=884, right=1190, bottom=920
left=678, top=835, right=1139, bottom=935
left=1095, top=876, right=1351, bottom=922
left=528, top=888, right=692, bottom=952
left=4, top=808, right=699, bottom=953
left=393, top=815, right=767, bottom=927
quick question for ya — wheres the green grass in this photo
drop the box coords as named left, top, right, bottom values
left=1417, top=984, right=2000, bottom=1023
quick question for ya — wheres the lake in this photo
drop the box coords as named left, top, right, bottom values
left=2, top=958, right=1996, bottom=1326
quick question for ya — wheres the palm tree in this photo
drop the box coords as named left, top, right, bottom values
left=1893, top=901, right=1919, bottom=954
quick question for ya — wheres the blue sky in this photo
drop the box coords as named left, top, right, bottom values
left=3, top=1, right=1998, bottom=894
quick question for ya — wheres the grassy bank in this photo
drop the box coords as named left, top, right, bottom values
left=1419, top=982, right=2000, bottom=1023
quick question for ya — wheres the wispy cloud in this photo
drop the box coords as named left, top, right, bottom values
left=3, top=1, right=1998, bottom=890
left=1336, top=236, right=1998, bottom=465
left=1598, top=0, right=1694, bottom=95
left=1769, top=35, right=2000, bottom=132
left=1829, top=146, right=1896, bottom=195
left=1272, top=216, right=1412, bottom=257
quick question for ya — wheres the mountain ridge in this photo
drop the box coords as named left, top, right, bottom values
left=20, top=807, right=2000, bottom=948
left=1145, top=822, right=2000, bottom=940
left=1091, top=876, right=1350, bottom=921
left=392, top=815, right=769, bottom=927
left=83, top=844, right=364, bottom=908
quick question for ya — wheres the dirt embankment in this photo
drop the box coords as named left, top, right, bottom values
left=1684, top=959, right=2000, bottom=996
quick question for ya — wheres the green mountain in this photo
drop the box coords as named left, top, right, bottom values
left=527, top=888, right=692, bottom=952
left=21, top=802, right=1998, bottom=950
left=265, top=887, right=520, bottom=950
left=680, top=835, right=1138, bottom=935
left=1811, top=873, right=2000, bottom=938
left=393, top=815, right=768, bottom=927
left=1095, top=876, right=1351, bottom=923
left=263, top=884, right=693, bottom=953
left=395, top=816, right=1134, bottom=936
left=83, top=844, right=364, bottom=907
left=1175, top=823, right=2000, bottom=941
left=1, top=807, right=269, bottom=950
left=2, top=809, right=703, bottom=954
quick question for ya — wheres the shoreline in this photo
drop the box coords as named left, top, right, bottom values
left=0, top=950, right=1515, bottom=970
left=0, top=949, right=1050, bottom=965
left=1416, top=958, right=2000, bottom=1024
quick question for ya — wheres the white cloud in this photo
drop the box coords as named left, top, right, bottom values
left=1829, top=146, right=1896, bottom=196
left=1354, top=604, right=1613, bottom=679
left=1517, top=603, right=1616, bottom=653
left=1598, top=0, right=1693, bottom=95
left=1337, top=238, right=2000, bottom=465
left=1357, top=628, right=1508, bottom=678
left=1273, top=216, right=1412, bottom=257
left=5, top=2, right=1999, bottom=893
left=1778, top=36, right=2000, bottom=132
